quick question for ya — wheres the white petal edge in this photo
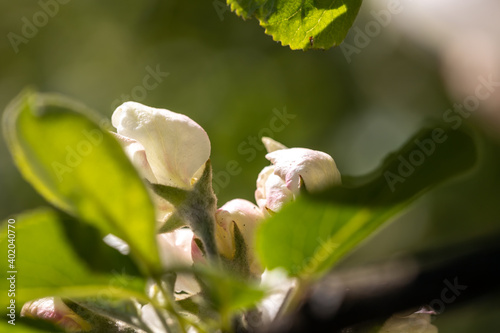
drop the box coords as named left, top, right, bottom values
left=266, top=148, right=341, bottom=193
left=112, top=102, right=210, bottom=189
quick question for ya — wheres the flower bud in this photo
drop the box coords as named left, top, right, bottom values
left=215, top=199, right=265, bottom=275
left=111, top=102, right=211, bottom=222
left=112, top=102, right=210, bottom=190
left=21, top=297, right=91, bottom=332
left=255, top=139, right=341, bottom=214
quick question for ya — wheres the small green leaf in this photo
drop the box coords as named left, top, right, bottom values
left=256, top=126, right=477, bottom=279
left=158, top=211, right=187, bottom=233
left=2, top=90, right=161, bottom=274
left=0, top=209, right=148, bottom=310
left=227, top=0, right=363, bottom=50
left=150, top=183, right=189, bottom=207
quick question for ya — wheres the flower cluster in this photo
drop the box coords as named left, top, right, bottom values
left=111, top=102, right=342, bottom=281
left=21, top=102, right=342, bottom=332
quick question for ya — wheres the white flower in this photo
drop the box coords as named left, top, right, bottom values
left=111, top=102, right=211, bottom=222
left=21, top=297, right=91, bottom=332
left=255, top=137, right=341, bottom=214
left=214, top=199, right=265, bottom=276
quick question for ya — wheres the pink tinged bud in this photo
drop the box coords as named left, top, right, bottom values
left=255, top=144, right=341, bottom=214
left=21, top=297, right=91, bottom=332
left=215, top=199, right=265, bottom=275
left=111, top=102, right=210, bottom=190
left=255, top=166, right=294, bottom=213
left=266, top=148, right=341, bottom=193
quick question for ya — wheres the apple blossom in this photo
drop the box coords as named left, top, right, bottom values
left=255, top=137, right=341, bottom=214
left=111, top=101, right=211, bottom=222
left=21, top=297, right=91, bottom=332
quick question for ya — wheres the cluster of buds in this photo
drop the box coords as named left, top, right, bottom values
left=111, top=102, right=342, bottom=281
left=21, top=102, right=342, bottom=331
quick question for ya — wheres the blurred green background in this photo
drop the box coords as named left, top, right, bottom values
left=1, top=0, right=499, bottom=331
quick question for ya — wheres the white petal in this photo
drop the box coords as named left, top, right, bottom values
left=103, top=234, right=130, bottom=255
left=112, top=102, right=210, bottom=189
left=111, top=132, right=158, bottom=183
left=255, top=165, right=294, bottom=214
left=157, top=228, right=194, bottom=269
left=264, top=173, right=294, bottom=213
left=157, top=229, right=201, bottom=295
left=266, top=148, right=341, bottom=193
left=140, top=303, right=168, bottom=333
left=255, top=165, right=274, bottom=212
left=111, top=132, right=174, bottom=223
left=261, top=137, right=288, bottom=153
left=174, top=273, right=201, bottom=297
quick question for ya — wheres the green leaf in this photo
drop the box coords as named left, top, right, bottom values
left=64, top=299, right=148, bottom=333
left=227, top=0, right=363, bottom=50
left=0, top=317, right=64, bottom=332
left=2, top=90, right=161, bottom=274
left=256, top=126, right=477, bottom=279
left=0, top=209, right=148, bottom=310
left=195, top=267, right=265, bottom=321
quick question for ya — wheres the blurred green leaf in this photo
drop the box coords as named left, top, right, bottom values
left=2, top=90, right=161, bottom=275
left=195, top=267, right=265, bottom=321
left=0, top=317, right=64, bottom=332
left=0, top=209, right=148, bottom=310
left=256, top=126, right=477, bottom=279
left=64, top=299, right=148, bottom=333
left=227, top=0, right=363, bottom=50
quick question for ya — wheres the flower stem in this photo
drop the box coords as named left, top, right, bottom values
left=152, top=276, right=188, bottom=333
left=277, top=278, right=309, bottom=318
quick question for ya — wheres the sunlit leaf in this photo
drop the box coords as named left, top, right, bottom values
left=227, top=0, right=363, bottom=50
left=195, top=267, right=265, bottom=319
left=256, top=126, right=477, bottom=279
left=2, top=90, right=161, bottom=274
left=0, top=209, right=148, bottom=310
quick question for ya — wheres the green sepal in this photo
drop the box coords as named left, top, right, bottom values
left=220, top=222, right=252, bottom=278
left=152, top=160, right=218, bottom=260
